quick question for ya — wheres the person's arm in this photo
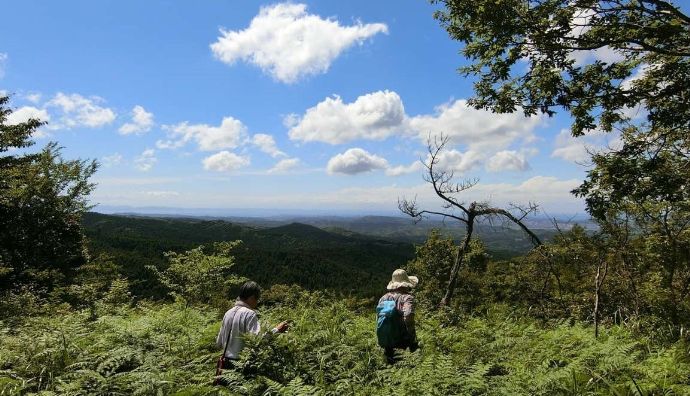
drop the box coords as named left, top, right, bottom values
left=247, top=313, right=289, bottom=338
left=216, top=311, right=230, bottom=348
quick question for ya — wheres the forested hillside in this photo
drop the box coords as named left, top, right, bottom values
left=82, top=212, right=415, bottom=298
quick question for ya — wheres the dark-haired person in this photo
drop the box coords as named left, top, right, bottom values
left=215, top=281, right=288, bottom=376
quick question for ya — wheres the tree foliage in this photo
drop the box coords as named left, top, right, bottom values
left=433, top=0, right=689, bottom=136
left=0, top=95, right=97, bottom=291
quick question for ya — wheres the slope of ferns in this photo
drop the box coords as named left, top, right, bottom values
left=1, top=299, right=689, bottom=395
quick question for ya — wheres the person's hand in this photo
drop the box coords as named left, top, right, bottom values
left=274, top=321, right=290, bottom=333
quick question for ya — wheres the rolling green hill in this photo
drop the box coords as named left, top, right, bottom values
left=82, top=212, right=415, bottom=299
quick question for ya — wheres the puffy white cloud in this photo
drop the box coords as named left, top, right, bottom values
left=134, top=149, right=157, bottom=172
left=119, top=105, right=154, bottom=135
left=46, top=92, right=116, bottom=128
left=288, top=90, right=406, bottom=144
left=551, top=129, right=620, bottom=163
left=0, top=53, right=7, bottom=78
left=5, top=106, right=50, bottom=125
left=434, top=149, right=484, bottom=174
left=102, top=153, right=123, bottom=168
left=5, top=106, right=51, bottom=139
left=252, top=133, right=286, bottom=157
left=486, top=150, right=531, bottom=172
left=210, top=3, right=388, bottom=83
left=159, top=117, right=247, bottom=151
left=407, top=100, right=542, bottom=151
left=268, top=157, right=300, bottom=173
left=385, top=160, right=424, bottom=176
left=326, top=148, right=388, bottom=175
left=202, top=151, right=250, bottom=172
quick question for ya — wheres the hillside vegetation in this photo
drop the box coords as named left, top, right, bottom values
left=3, top=292, right=690, bottom=395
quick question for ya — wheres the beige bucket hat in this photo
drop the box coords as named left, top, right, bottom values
left=387, top=269, right=419, bottom=291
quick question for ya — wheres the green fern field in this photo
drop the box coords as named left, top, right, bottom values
left=2, top=297, right=689, bottom=395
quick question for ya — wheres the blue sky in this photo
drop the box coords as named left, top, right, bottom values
left=0, top=1, right=620, bottom=215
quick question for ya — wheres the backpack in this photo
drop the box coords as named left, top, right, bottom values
left=376, top=297, right=403, bottom=348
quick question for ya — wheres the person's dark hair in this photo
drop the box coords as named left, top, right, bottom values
left=238, top=281, right=261, bottom=301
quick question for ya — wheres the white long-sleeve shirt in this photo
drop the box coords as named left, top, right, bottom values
left=216, top=300, right=261, bottom=359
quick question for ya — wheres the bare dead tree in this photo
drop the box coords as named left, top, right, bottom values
left=398, top=134, right=543, bottom=307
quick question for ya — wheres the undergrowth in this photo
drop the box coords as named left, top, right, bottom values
left=1, top=300, right=689, bottom=395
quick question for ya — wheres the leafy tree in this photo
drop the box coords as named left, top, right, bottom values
left=432, top=0, right=689, bottom=136
left=434, top=0, right=690, bottom=328
left=148, top=241, right=245, bottom=305
left=0, top=95, right=97, bottom=290
left=408, top=230, right=489, bottom=309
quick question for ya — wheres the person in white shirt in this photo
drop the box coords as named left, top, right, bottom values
left=215, top=281, right=288, bottom=371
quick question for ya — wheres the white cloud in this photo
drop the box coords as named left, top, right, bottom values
left=570, top=46, right=625, bottom=66
left=119, top=105, right=154, bottom=135
left=46, top=92, right=116, bottom=128
left=408, top=100, right=542, bottom=151
left=268, top=157, right=300, bottom=173
left=24, top=92, right=42, bottom=103
left=5, top=106, right=51, bottom=139
left=252, top=133, right=286, bottom=157
left=202, top=151, right=250, bottom=172
left=486, top=150, right=531, bottom=172
left=0, top=53, right=7, bottom=78
left=210, top=3, right=388, bottom=83
left=566, top=8, right=625, bottom=66
left=327, top=148, right=388, bottom=175
left=5, top=106, right=50, bottom=125
left=159, top=117, right=247, bottom=151
left=288, top=90, right=406, bottom=144
left=101, top=153, right=123, bottom=168
left=0, top=89, right=7, bottom=97
left=385, top=160, right=424, bottom=176
left=551, top=129, right=621, bottom=163
left=134, top=149, right=157, bottom=172
left=434, top=149, right=484, bottom=174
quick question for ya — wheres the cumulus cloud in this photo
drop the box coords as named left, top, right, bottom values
left=158, top=117, right=247, bottom=151
left=407, top=100, right=542, bottom=151
left=210, top=3, right=388, bottom=83
left=486, top=150, right=531, bottom=172
left=119, top=105, right=154, bottom=135
left=46, top=92, right=116, bottom=129
left=327, top=148, right=388, bottom=175
left=252, top=133, right=286, bottom=157
left=202, top=151, right=250, bottom=172
left=5, top=106, right=51, bottom=138
left=268, top=157, right=300, bottom=173
left=5, top=106, right=50, bottom=125
left=434, top=149, right=484, bottom=174
left=551, top=129, right=621, bottom=163
left=134, top=149, right=157, bottom=172
left=288, top=92, right=541, bottom=155
left=385, top=160, right=424, bottom=176
left=288, top=90, right=405, bottom=144
left=102, top=153, right=123, bottom=168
